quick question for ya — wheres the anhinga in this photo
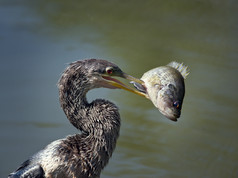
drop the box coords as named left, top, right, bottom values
left=9, top=59, right=146, bottom=178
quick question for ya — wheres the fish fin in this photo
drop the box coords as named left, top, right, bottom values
left=167, top=61, right=189, bottom=79
left=130, top=81, right=147, bottom=94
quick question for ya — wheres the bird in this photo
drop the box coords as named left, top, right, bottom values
left=8, top=59, right=146, bottom=178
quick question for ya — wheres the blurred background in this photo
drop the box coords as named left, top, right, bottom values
left=0, top=0, right=237, bottom=177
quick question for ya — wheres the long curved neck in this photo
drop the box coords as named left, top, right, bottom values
left=58, top=70, right=89, bottom=131
left=58, top=65, right=121, bottom=171
left=58, top=63, right=120, bottom=143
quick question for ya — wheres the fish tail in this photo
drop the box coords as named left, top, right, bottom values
left=167, top=61, right=190, bottom=79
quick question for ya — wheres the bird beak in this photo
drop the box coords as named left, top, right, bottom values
left=102, top=73, right=147, bottom=97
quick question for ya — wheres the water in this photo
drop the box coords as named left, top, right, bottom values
left=1, top=0, right=238, bottom=177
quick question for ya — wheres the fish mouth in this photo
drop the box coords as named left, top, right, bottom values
left=156, top=99, right=181, bottom=121
left=161, top=110, right=180, bottom=121
left=165, top=113, right=180, bottom=121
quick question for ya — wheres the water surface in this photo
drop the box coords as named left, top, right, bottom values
left=0, top=1, right=238, bottom=177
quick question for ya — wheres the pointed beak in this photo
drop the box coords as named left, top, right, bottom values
left=102, top=72, right=147, bottom=97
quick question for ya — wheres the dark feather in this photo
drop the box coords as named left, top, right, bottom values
left=8, top=160, right=45, bottom=178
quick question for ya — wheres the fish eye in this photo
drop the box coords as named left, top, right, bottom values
left=173, top=101, right=180, bottom=109
left=106, top=67, right=114, bottom=75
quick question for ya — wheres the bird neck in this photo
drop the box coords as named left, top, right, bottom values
left=58, top=71, right=90, bottom=131
left=58, top=70, right=121, bottom=166
left=58, top=68, right=120, bottom=140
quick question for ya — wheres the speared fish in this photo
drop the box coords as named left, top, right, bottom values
left=132, top=62, right=189, bottom=121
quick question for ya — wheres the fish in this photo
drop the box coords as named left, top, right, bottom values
left=132, top=62, right=189, bottom=121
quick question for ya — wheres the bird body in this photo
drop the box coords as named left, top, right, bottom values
left=9, top=59, right=145, bottom=178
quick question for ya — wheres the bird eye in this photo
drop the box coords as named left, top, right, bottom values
left=173, top=101, right=180, bottom=109
left=106, top=67, right=113, bottom=75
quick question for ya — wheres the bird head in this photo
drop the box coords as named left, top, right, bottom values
left=71, top=59, right=147, bottom=97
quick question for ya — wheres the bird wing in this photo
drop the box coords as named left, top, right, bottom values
left=8, top=159, right=45, bottom=178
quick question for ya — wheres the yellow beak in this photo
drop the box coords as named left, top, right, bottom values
left=102, top=73, right=147, bottom=97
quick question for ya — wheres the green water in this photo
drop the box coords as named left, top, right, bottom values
left=1, top=1, right=237, bottom=177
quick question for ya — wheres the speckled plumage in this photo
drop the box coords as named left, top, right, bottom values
left=9, top=59, right=123, bottom=178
